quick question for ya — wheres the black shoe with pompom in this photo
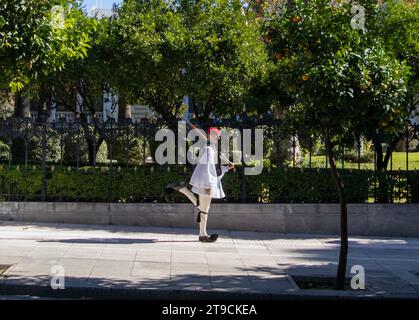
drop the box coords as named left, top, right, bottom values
left=198, top=234, right=219, bottom=243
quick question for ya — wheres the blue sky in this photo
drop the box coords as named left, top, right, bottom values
left=82, top=0, right=122, bottom=11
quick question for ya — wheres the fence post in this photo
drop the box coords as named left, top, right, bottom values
left=7, top=139, right=12, bottom=171
left=240, top=126, right=246, bottom=202
left=24, top=118, right=29, bottom=201
left=357, top=136, right=361, bottom=170
left=292, top=135, right=296, bottom=168
left=405, top=126, right=409, bottom=172
left=76, top=121, right=80, bottom=170
left=40, top=120, right=47, bottom=201
left=92, top=124, right=97, bottom=168
left=308, top=135, right=313, bottom=169
left=7, top=138, right=12, bottom=201
left=341, top=135, right=344, bottom=170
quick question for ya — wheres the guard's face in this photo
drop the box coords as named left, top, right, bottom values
left=208, top=131, right=221, bottom=144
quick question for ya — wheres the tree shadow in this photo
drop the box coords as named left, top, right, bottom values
left=37, top=238, right=198, bottom=245
left=38, top=238, right=157, bottom=245
left=1, top=220, right=338, bottom=241
left=0, top=274, right=298, bottom=300
left=1, top=241, right=417, bottom=298
left=325, top=238, right=418, bottom=248
left=5, top=220, right=418, bottom=243
left=1, top=264, right=394, bottom=300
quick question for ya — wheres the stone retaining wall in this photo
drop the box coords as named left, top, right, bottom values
left=0, top=202, right=418, bottom=237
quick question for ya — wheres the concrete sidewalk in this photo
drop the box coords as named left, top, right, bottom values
left=0, top=221, right=419, bottom=299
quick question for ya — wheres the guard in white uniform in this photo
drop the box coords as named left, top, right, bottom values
left=166, top=127, right=234, bottom=242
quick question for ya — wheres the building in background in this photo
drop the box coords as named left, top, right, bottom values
left=26, top=1, right=153, bottom=123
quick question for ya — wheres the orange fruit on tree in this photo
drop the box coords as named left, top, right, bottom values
left=274, top=52, right=283, bottom=60
left=291, top=16, right=302, bottom=23
left=302, top=74, right=310, bottom=81
left=262, top=35, right=272, bottom=43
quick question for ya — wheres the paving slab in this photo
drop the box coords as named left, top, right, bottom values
left=1, top=221, right=419, bottom=299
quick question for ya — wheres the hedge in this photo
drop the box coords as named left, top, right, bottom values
left=0, top=165, right=417, bottom=203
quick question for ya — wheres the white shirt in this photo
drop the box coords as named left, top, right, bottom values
left=189, top=144, right=228, bottom=199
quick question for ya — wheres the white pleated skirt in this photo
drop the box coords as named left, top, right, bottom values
left=191, top=178, right=225, bottom=199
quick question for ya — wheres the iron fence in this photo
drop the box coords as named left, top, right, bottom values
left=0, top=116, right=418, bottom=203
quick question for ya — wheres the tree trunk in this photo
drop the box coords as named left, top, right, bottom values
left=374, top=137, right=384, bottom=171
left=373, top=135, right=401, bottom=202
left=14, top=93, right=31, bottom=118
left=374, top=135, right=401, bottom=172
left=118, top=95, right=131, bottom=121
left=382, top=136, right=402, bottom=170
left=86, top=137, right=104, bottom=166
left=325, top=128, right=348, bottom=290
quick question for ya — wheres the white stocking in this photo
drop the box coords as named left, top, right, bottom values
left=178, top=187, right=198, bottom=206
left=177, top=188, right=212, bottom=237
left=198, top=195, right=211, bottom=237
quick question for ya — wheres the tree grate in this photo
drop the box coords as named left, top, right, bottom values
left=291, top=275, right=358, bottom=291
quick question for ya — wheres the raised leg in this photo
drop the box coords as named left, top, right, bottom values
left=178, top=187, right=198, bottom=206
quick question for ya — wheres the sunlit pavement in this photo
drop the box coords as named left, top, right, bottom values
left=0, top=221, right=419, bottom=299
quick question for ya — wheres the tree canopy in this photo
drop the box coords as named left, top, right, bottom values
left=266, top=0, right=411, bottom=137
left=0, top=0, right=94, bottom=94
left=264, top=0, right=413, bottom=289
left=110, top=0, right=269, bottom=120
left=181, top=0, right=269, bottom=118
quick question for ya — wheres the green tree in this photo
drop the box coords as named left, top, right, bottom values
left=112, top=0, right=268, bottom=121
left=0, top=0, right=93, bottom=114
left=111, top=0, right=189, bottom=122
left=181, top=0, right=269, bottom=119
left=367, top=0, right=419, bottom=171
left=45, top=16, right=102, bottom=119
left=268, top=0, right=410, bottom=289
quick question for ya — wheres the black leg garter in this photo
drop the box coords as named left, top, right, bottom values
left=197, top=211, right=207, bottom=223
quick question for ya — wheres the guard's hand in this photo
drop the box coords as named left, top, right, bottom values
left=205, top=187, right=212, bottom=195
left=227, top=163, right=235, bottom=171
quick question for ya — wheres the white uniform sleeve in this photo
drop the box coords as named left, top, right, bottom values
left=189, top=146, right=218, bottom=189
left=218, top=165, right=229, bottom=179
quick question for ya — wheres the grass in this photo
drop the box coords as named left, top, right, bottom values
left=302, top=152, right=419, bottom=171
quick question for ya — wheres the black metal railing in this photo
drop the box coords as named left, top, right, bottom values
left=0, top=116, right=417, bottom=203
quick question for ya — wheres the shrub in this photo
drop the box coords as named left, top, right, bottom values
left=0, top=165, right=416, bottom=203
left=0, top=165, right=42, bottom=201
left=63, top=135, right=109, bottom=165
left=111, top=135, right=147, bottom=166
left=0, top=140, right=9, bottom=162
left=339, top=149, right=375, bottom=163
left=10, top=128, right=61, bottom=164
